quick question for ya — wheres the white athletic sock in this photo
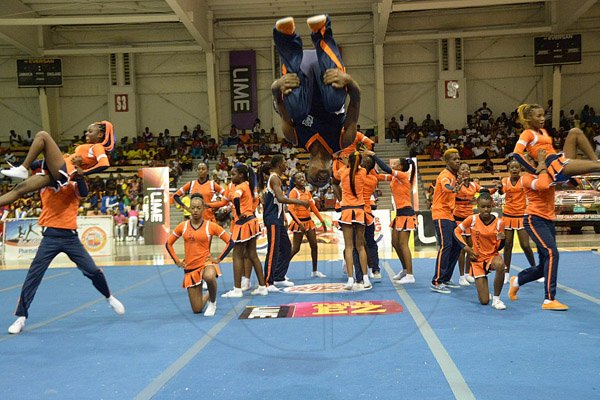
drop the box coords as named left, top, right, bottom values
left=511, top=277, right=519, bottom=287
left=493, top=295, right=500, bottom=302
left=543, top=299, right=552, bottom=304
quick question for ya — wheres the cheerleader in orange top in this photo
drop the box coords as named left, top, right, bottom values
left=332, top=151, right=370, bottom=290
left=500, top=159, right=537, bottom=284
left=221, top=164, right=268, bottom=298
left=0, top=121, right=115, bottom=206
left=512, top=103, right=600, bottom=184
left=453, top=163, right=499, bottom=286
left=288, top=172, right=328, bottom=278
left=363, top=149, right=417, bottom=284
left=174, top=162, right=228, bottom=222
left=165, top=194, right=234, bottom=316
left=508, top=149, right=570, bottom=311
left=454, top=192, right=507, bottom=310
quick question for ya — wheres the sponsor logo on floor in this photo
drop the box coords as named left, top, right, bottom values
left=282, top=283, right=371, bottom=293
left=239, top=300, right=403, bottom=319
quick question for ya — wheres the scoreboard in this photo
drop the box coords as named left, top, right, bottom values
left=17, top=58, right=63, bottom=87
left=534, top=34, right=581, bottom=66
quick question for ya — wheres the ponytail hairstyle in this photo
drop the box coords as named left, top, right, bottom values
left=348, top=151, right=362, bottom=197
left=94, top=120, right=115, bottom=152
left=401, top=158, right=416, bottom=184
left=516, top=103, right=543, bottom=128
left=258, top=154, right=285, bottom=192
left=233, top=163, right=256, bottom=198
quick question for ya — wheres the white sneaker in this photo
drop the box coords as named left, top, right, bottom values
left=492, top=298, right=507, bottom=310
left=393, top=270, right=407, bottom=280
left=275, top=279, right=294, bottom=287
left=241, top=277, right=251, bottom=291
left=504, top=273, right=510, bottom=285
left=107, top=295, right=125, bottom=315
left=138, top=236, right=144, bottom=242
left=367, top=268, right=375, bottom=279
left=8, top=316, right=26, bottom=334
left=344, top=277, right=355, bottom=290
left=459, top=276, right=471, bottom=286
left=204, top=301, right=217, bottom=317
left=363, top=276, right=372, bottom=289
left=311, top=270, right=327, bottom=278
left=1, top=164, right=28, bottom=179
left=372, top=271, right=382, bottom=280
left=266, top=285, right=280, bottom=293
left=536, top=277, right=545, bottom=283
left=397, top=274, right=415, bottom=284
left=251, top=285, right=268, bottom=296
left=221, top=288, right=243, bottom=298
left=466, top=275, right=475, bottom=283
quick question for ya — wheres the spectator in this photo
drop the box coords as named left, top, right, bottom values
left=398, top=114, right=407, bottom=138
left=479, top=156, right=494, bottom=173
left=388, top=117, right=400, bottom=143
left=476, top=102, right=493, bottom=127
left=9, top=130, right=22, bottom=146
left=113, top=209, right=127, bottom=242
left=142, top=127, right=153, bottom=142
left=126, top=204, right=139, bottom=241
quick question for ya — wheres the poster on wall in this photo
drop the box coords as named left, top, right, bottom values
left=3, top=217, right=113, bottom=261
left=229, top=50, right=257, bottom=130
left=142, top=167, right=170, bottom=245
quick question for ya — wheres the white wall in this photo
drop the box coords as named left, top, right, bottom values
left=1, top=12, right=600, bottom=141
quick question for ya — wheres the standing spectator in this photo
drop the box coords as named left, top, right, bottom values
left=113, top=208, right=127, bottom=242
left=142, top=127, right=153, bottom=142
left=126, top=204, right=140, bottom=241
left=398, top=114, right=407, bottom=138
left=477, top=102, right=493, bottom=127
left=388, top=117, right=400, bottom=142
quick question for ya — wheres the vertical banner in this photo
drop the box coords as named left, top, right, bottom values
left=142, top=167, right=170, bottom=245
left=229, top=50, right=257, bottom=130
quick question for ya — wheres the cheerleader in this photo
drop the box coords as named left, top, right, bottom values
left=0, top=121, right=115, bottom=206
left=512, top=103, right=600, bottom=184
left=362, top=149, right=416, bottom=284
left=288, top=172, right=328, bottom=278
left=221, top=164, right=267, bottom=297
left=174, top=162, right=228, bottom=223
left=333, top=151, right=369, bottom=289
left=166, top=194, right=234, bottom=315
left=500, top=159, right=537, bottom=284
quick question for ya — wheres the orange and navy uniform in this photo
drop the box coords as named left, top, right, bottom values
left=431, top=168, right=458, bottom=221
left=362, top=169, right=390, bottom=225
left=501, top=176, right=527, bottom=230
left=454, top=215, right=505, bottom=278
left=166, top=220, right=233, bottom=288
left=332, top=159, right=366, bottom=225
left=333, top=132, right=375, bottom=173
left=287, top=187, right=324, bottom=232
left=228, top=181, right=260, bottom=242
left=388, top=170, right=417, bottom=231
left=174, top=179, right=227, bottom=222
left=518, top=172, right=560, bottom=301
left=454, top=181, right=482, bottom=221
left=513, top=128, right=569, bottom=182
left=65, top=143, right=110, bottom=175
left=38, top=181, right=85, bottom=230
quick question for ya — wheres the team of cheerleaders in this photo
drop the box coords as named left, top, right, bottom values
left=4, top=15, right=600, bottom=334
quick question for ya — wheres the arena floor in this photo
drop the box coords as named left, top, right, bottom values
left=0, top=233, right=598, bottom=399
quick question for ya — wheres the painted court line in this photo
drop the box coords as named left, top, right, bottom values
left=383, top=262, right=476, bottom=400
left=511, top=264, right=600, bottom=306
left=0, top=269, right=176, bottom=342
left=0, top=271, right=71, bottom=293
left=134, top=299, right=251, bottom=400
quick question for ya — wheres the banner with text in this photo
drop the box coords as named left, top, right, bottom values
left=142, top=167, right=170, bottom=245
left=3, top=216, right=113, bottom=261
left=229, top=50, right=257, bottom=130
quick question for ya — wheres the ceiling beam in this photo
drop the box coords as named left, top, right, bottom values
left=0, top=0, right=40, bottom=55
left=385, top=25, right=551, bottom=42
left=554, top=0, right=597, bottom=32
left=392, top=0, right=546, bottom=13
left=374, top=0, right=393, bottom=45
left=164, top=0, right=210, bottom=50
left=44, top=44, right=202, bottom=56
left=0, top=14, right=180, bottom=26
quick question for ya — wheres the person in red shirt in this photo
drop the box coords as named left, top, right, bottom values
left=499, top=160, right=537, bottom=284
left=512, top=103, right=600, bottom=184
left=0, top=121, right=114, bottom=207
left=430, top=149, right=463, bottom=293
left=287, top=172, right=328, bottom=278
left=454, top=192, right=507, bottom=310
left=166, top=194, right=234, bottom=316
left=7, top=167, right=124, bottom=335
